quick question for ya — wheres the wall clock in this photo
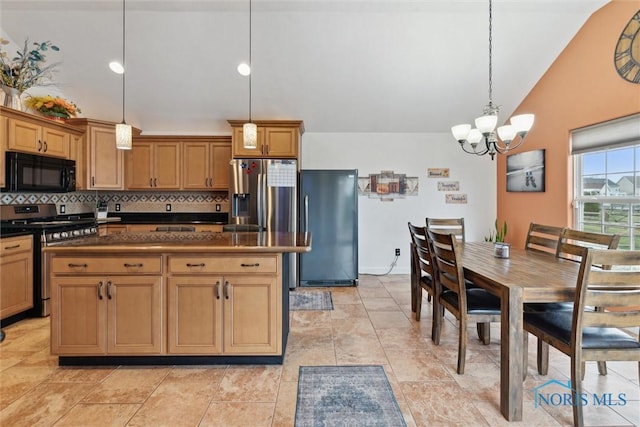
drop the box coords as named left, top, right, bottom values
left=614, top=10, right=640, bottom=83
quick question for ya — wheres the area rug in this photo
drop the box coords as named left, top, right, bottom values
left=290, top=291, right=333, bottom=311
left=295, top=365, right=406, bottom=427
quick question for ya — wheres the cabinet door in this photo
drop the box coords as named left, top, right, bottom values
left=69, top=134, right=85, bottom=190
left=0, top=115, right=6, bottom=188
left=7, top=118, right=41, bottom=154
left=232, top=127, right=265, bottom=158
left=50, top=277, right=107, bottom=355
left=167, top=276, right=223, bottom=354
left=107, top=276, right=163, bottom=354
left=264, top=127, right=298, bottom=158
left=0, top=250, right=33, bottom=320
left=41, top=126, right=70, bottom=158
left=126, top=141, right=154, bottom=189
left=211, top=142, right=231, bottom=190
left=88, top=126, right=123, bottom=189
left=182, top=142, right=209, bottom=189
left=154, top=142, right=181, bottom=189
left=223, top=275, right=280, bottom=355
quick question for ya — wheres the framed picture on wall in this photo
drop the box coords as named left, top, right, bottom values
left=506, top=149, right=545, bottom=192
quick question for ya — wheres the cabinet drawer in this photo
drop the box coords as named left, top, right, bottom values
left=1, top=235, right=33, bottom=257
left=169, top=255, right=277, bottom=274
left=51, top=256, right=162, bottom=274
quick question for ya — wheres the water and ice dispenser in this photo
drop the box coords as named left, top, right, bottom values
left=232, top=193, right=250, bottom=218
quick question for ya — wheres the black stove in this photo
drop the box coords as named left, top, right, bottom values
left=1, top=204, right=99, bottom=322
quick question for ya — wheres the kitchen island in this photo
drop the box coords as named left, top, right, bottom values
left=42, top=231, right=311, bottom=366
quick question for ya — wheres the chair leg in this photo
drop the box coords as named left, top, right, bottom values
left=597, top=361, right=607, bottom=376
left=410, top=266, right=417, bottom=313
left=432, top=298, right=442, bottom=345
left=457, top=316, right=467, bottom=374
left=536, top=339, right=549, bottom=375
left=415, top=288, right=422, bottom=321
left=477, top=323, right=490, bottom=345
left=571, top=356, right=585, bottom=427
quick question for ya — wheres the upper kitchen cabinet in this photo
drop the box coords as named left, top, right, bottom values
left=1, top=106, right=82, bottom=159
left=66, top=118, right=141, bottom=190
left=182, top=136, right=232, bottom=190
left=126, top=137, right=182, bottom=190
left=228, top=120, right=304, bottom=159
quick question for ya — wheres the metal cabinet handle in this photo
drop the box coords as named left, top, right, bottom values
left=68, top=263, right=88, bottom=268
left=150, top=178, right=153, bottom=187
left=106, top=281, right=113, bottom=299
left=215, top=281, right=221, bottom=300
left=43, top=141, right=48, bottom=151
left=224, top=281, right=230, bottom=299
left=240, top=263, right=260, bottom=267
left=38, top=140, right=42, bottom=151
left=186, top=263, right=205, bottom=267
left=154, top=178, right=157, bottom=187
left=92, top=176, right=95, bottom=186
left=4, top=244, right=20, bottom=250
left=97, top=281, right=104, bottom=300
left=124, top=263, right=143, bottom=268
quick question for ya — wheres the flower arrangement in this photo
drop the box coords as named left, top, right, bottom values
left=25, top=95, right=81, bottom=119
left=0, top=38, right=60, bottom=92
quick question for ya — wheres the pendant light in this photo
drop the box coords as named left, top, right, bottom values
left=115, top=0, right=132, bottom=150
left=243, top=0, right=257, bottom=149
left=450, top=0, right=534, bottom=160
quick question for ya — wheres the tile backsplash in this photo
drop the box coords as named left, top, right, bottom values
left=0, top=191, right=229, bottom=215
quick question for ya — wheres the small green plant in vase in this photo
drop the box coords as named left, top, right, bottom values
left=484, top=219, right=508, bottom=243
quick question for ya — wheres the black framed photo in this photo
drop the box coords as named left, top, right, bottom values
left=506, top=149, right=545, bottom=192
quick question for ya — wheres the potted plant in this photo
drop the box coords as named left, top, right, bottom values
left=0, top=38, right=60, bottom=110
left=485, top=219, right=510, bottom=258
left=25, top=95, right=81, bottom=121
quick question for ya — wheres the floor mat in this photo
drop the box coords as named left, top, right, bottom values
left=290, top=291, right=333, bottom=310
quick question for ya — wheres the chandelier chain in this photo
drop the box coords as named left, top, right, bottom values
left=121, top=0, right=126, bottom=124
left=248, top=0, right=252, bottom=122
left=488, top=0, right=493, bottom=107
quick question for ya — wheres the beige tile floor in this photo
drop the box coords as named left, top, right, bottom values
left=0, top=274, right=638, bottom=426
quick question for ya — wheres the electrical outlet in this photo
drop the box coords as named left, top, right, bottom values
left=166, top=204, right=172, bottom=212
left=395, top=248, right=400, bottom=256
left=215, top=204, right=221, bottom=212
left=115, top=203, right=121, bottom=212
left=60, top=204, right=66, bottom=214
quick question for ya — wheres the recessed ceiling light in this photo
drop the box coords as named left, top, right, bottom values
left=109, top=61, right=124, bottom=74
left=237, top=62, right=251, bottom=76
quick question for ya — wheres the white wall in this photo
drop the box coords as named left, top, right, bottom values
left=301, top=132, right=497, bottom=274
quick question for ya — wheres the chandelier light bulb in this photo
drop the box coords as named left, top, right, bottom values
left=451, top=124, right=471, bottom=142
left=243, top=122, right=258, bottom=149
left=115, top=123, right=132, bottom=149
left=475, top=114, right=498, bottom=135
left=497, top=125, right=516, bottom=144
left=510, top=113, right=535, bottom=134
left=467, top=128, right=483, bottom=147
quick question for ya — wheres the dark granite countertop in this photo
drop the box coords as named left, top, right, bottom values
left=109, top=212, right=228, bottom=224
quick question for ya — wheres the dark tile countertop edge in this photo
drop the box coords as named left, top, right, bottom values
left=57, top=212, right=228, bottom=224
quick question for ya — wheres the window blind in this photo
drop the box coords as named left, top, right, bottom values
left=570, top=113, right=640, bottom=154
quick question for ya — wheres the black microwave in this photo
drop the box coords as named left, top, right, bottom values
left=4, top=152, right=76, bottom=193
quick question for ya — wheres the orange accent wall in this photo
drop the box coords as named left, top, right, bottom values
left=497, top=1, right=640, bottom=249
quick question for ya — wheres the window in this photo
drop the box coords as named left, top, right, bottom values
left=574, top=144, right=640, bottom=250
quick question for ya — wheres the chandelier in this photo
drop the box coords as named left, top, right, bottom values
left=451, top=0, right=534, bottom=160
left=115, top=0, right=132, bottom=150
left=243, top=0, right=257, bottom=149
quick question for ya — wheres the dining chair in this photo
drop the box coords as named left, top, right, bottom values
left=427, top=229, right=501, bottom=374
left=525, top=228, right=621, bottom=376
left=407, top=223, right=440, bottom=339
left=523, top=248, right=640, bottom=427
left=524, top=223, right=564, bottom=255
left=425, top=217, right=465, bottom=242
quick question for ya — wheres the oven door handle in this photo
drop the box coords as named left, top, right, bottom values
left=97, top=281, right=104, bottom=300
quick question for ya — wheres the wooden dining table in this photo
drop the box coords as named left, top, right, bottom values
left=459, top=241, right=581, bottom=422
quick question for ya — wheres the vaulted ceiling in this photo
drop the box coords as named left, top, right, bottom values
left=1, top=0, right=609, bottom=135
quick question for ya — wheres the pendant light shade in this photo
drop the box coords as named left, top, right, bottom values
left=243, top=122, right=257, bottom=149
left=115, top=123, right=132, bottom=149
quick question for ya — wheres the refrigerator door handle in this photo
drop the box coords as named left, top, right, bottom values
left=304, top=195, right=309, bottom=233
left=257, top=172, right=264, bottom=230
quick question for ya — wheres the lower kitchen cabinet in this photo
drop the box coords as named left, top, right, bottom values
left=0, top=235, right=33, bottom=320
left=51, top=273, right=163, bottom=355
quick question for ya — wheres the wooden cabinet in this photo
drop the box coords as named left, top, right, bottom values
left=49, top=255, right=163, bottom=355
left=0, top=114, right=6, bottom=188
left=167, top=254, right=281, bottom=355
left=7, top=117, right=70, bottom=158
left=66, top=118, right=140, bottom=190
left=126, top=138, right=181, bottom=189
left=228, top=120, right=304, bottom=159
left=182, top=137, right=231, bottom=190
left=68, top=133, right=85, bottom=190
left=0, top=235, right=33, bottom=320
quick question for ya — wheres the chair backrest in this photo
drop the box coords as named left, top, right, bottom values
left=408, top=222, right=434, bottom=278
left=426, top=230, right=466, bottom=300
left=525, top=223, right=564, bottom=255
left=426, top=217, right=465, bottom=242
left=573, top=249, right=640, bottom=350
left=556, top=228, right=620, bottom=265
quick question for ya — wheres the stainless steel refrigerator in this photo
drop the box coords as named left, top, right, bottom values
left=229, top=158, right=298, bottom=288
left=299, top=169, right=358, bottom=286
